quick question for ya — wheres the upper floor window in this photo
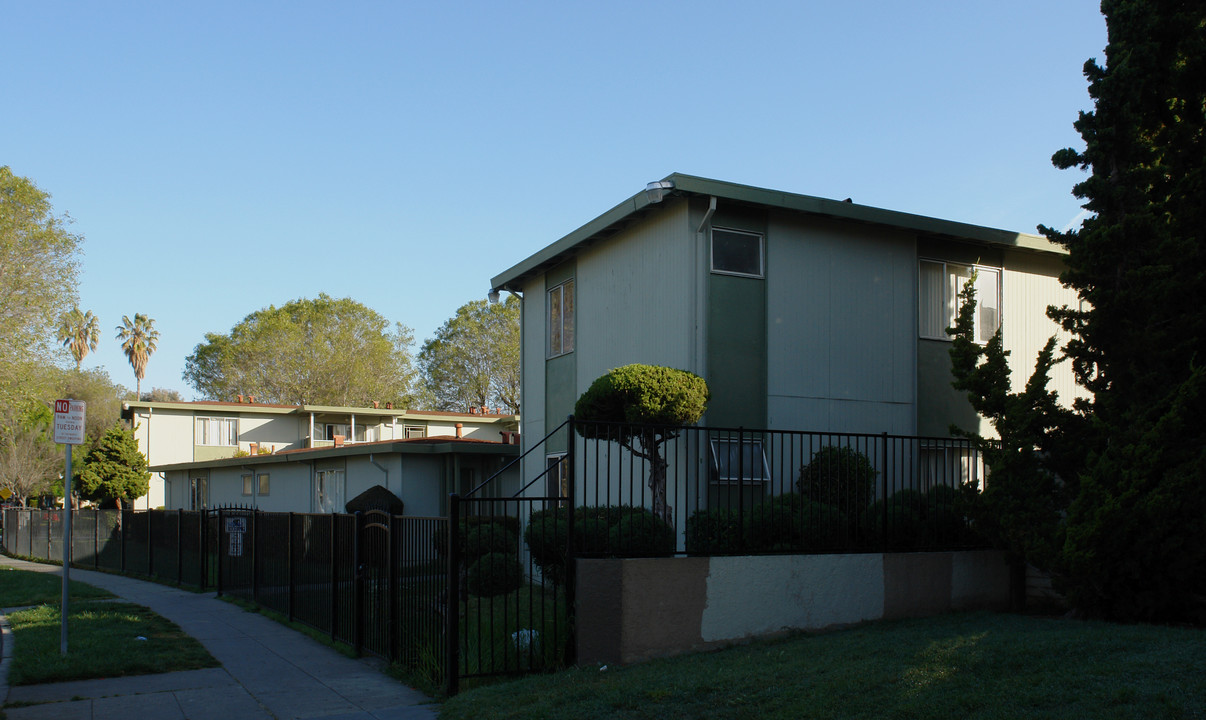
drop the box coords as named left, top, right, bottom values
left=404, top=425, right=427, bottom=439
left=919, top=260, right=1000, bottom=343
left=549, top=279, right=575, bottom=357
left=196, top=417, right=237, bottom=446
left=711, top=228, right=764, bottom=278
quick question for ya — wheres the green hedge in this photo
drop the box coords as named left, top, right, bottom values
left=524, top=505, right=675, bottom=585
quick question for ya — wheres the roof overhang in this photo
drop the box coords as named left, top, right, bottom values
left=490, top=172, right=1065, bottom=293
left=150, top=438, right=520, bottom=473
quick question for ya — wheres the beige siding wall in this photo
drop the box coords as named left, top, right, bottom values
left=1002, top=251, right=1082, bottom=408
left=520, top=275, right=548, bottom=490
left=575, top=200, right=698, bottom=388
left=766, top=216, right=918, bottom=434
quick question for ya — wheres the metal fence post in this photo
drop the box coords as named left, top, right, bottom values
left=388, top=514, right=398, bottom=663
left=252, top=509, right=260, bottom=604
left=446, top=493, right=461, bottom=697
left=120, top=510, right=127, bottom=573
left=216, top=508, right=224, bottom=597
left=881, top=432, right=889, bottom=552
left=330, top=514, right=337, bottom=643
left=287, top=512, right=295, bottom=623
left=564, top=415, right=577, bottom=667
left=353, top=511, right=363, bottom=657
left=177, top=509, right=184, bottom=585
left=148, top=509, right=154, bottom=578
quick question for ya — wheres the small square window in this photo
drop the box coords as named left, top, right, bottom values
left=242, top=473, right=270, bottom=496
left=711, top=228, right=764, bottom=278
left=709, top=439, right=770, bottom=484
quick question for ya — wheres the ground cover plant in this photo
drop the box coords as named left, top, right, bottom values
left=439, top=611, right=1206, bottom=720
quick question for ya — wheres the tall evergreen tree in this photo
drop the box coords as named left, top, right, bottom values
left=77, top=422, right=150, bottom=509
left=1040, top=0, right=1206, bottom=622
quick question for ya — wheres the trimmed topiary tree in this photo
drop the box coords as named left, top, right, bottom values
left=574, top=365, right=709, bottom=522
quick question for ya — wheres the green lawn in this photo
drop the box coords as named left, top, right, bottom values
left=439, top=611, right=1206, bottom=720
left=0, top=565, right=114, bottom=608
left=1, top=567, right=219, bottom=687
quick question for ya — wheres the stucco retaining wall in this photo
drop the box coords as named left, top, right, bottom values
left=576, top=549, right=1010, bottom=665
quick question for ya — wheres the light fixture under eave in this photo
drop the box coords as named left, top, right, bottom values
left=488, top=289, right=501, bottom=304
left=645, top=180, right=675, bottom=204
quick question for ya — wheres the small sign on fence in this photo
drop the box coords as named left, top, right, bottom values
left=229, top=531, right=243, bottom=557
left=225, top=517, right=247, bottom=534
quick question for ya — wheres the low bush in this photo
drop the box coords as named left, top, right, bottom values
left=524, top=505, right=677, bottom=584
left=684, top=508, right=742, bottom=555
left=863, top=485, right=975, bottom=550
left=433, top=515, right=522, bottom=559
left=743, top=493, right=847, bottom=553
left=797, top=446, right=878, bottom=517
left=466, top=552, right=524, bottom=597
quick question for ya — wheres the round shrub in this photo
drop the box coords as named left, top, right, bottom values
left=797, top=446, right=878, bottom=516
left=466, top=552, right=524, bottom=598
left=523, top=507, right=570, bottom=585
left=607, top=510, right=676, bottom=557
left=465, top=522, right=519, bottom=561
left=685, top=508, right=742, bottom=555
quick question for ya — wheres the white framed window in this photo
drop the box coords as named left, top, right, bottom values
left=919, top=259, right=1000, bottom=343
left=353, top=424, right=379, bottom=443
left=711, top=228, right=764, bottom=278
left=709, top=439, right=770, bottom=485
left=196, top=417, right=238, bottom=446
left=324, top=423, right=349, bottom=441
left=404, top=425, right=427, bottom=439
left=315, top=469, right=345, bottom=513
left=242, top=473, right=270, bottom=496
left=920, top=445, right=985, bottom=492
left=548, top=279, right=575, bottom=357
left=546, top=453, right=569, bottom=499
left=190, top=475, right=208, bottom=510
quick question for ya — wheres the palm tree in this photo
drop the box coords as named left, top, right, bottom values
left=57, top=306, right=101, bottom=371
left=116, top=313, right=160, bottom=398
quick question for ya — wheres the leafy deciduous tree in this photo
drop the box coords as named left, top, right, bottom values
left=57, top=306, right=101, bottom=371
left=0, top=403, right=60, bottom=507
left=183, top=294, right=417, bottom=407
left=116, top=313, right=159, bottom=399
left=0, top=166, right=82, bottom=409
left=574, top=365, right=709, bottom=522
left=418, top=296, right=519, bottom=414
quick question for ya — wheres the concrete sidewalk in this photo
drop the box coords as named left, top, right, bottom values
left=0, top=555, right=438, bottom=719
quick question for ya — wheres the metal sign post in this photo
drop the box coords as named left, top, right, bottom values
left=53, top=399, right=85, bottom=657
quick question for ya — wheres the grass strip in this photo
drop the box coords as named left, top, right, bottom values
left=439, top=611, right=1206, bottom=720
left=0, top=566, right=114, bottom=608
left=6, top=601, right=219, bottom=685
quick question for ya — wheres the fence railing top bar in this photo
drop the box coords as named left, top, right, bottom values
left=570, top=418, right=980, bottom=445
left=466, top=416, right=572, bottom=499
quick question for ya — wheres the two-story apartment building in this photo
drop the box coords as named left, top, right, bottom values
left=121, top=399, right=519, bottom=511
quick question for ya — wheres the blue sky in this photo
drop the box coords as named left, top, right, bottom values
left=3, top=2, right=1107, bottom=400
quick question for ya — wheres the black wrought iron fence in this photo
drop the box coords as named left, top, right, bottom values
left=1, top=506, right=449, bottom=688
left=567, top=419, right=987, bottom=556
